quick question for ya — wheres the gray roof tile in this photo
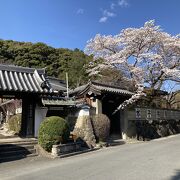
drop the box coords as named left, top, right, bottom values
left=70, top=81, right=134, bottom=96
left=0, top=64, right=52, bottom=94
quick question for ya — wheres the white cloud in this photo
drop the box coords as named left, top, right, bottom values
left=103, top=10, right=116, bottom=17
left=99, top=9, right=116, bottom=23
left=110, top=3, right=116, bottom=10
left=76, top=8, right=84, bottom=14
left=99, top=16, right=108, bottom=23
left=118, top=0, right=129, bottom=7
left=98, top=0, right=129, bottom=23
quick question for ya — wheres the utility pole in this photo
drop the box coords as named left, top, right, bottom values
left=66, top=72, right=69, bottom=99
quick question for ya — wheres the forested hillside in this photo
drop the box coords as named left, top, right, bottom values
left=0, top=39, right=92, bottom=88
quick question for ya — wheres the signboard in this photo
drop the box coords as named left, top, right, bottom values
left=135, top=108, right=141, bottom=119
left=147, top=109, right=151, bottom=119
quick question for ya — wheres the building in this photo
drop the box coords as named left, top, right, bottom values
left=70, top=81, right=134, bottom=138
left=0, top=64, right=55, bottom=137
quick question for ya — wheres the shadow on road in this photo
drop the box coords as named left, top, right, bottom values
left=170, top=170, right=180, bottom=180
left=0, top=144, right=30, bottom=163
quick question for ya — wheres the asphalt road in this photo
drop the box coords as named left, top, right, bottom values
left=1, top=135, right=180, bottom=180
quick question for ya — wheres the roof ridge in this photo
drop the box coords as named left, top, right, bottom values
left=0, top=64, right=45, bottom=74
left=91, top=81, right=129, bottom=91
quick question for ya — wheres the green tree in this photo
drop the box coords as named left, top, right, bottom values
left=0, top=39, right=93, bottom=88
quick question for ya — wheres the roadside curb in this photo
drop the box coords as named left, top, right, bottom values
left=151, top=134, right=180, bottom=142
left=57, top=147, right=101, bottom=158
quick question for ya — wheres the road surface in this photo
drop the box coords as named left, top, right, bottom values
left=1, top=135, right=180, bottom=180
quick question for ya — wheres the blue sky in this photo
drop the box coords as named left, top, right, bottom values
left=0, top=0, right=179, bottom=50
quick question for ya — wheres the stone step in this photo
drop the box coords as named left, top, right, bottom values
left=0, top=144, right=35, bottom=152
left=0, top=152, right=38, bottom=163
left=107, top=136, right=126, bottom=146
left=0, top=139, right=38, bottom=145
left=0, top=141, right=37, bottom=148
left=0, top=147, right=36, bottom=156
left=0, top=139, right=38, bottom=162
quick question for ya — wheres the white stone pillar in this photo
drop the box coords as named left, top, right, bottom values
left=6, top=110, right=10, bottom=122
left=96, top=99, right=102, bottom=114
left=120, top=109, right=128, bottom=140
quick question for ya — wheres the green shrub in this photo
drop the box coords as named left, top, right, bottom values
left=38, top=116, right=70, bottom=152
left=91, top=114, right=110, bottom=142
left=8, top=114, right=21, bottom=134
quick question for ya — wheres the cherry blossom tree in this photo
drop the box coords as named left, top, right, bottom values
left=85, top=20, right=180, bottom=109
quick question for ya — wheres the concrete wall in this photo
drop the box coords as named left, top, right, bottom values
left=34, top=105, right=48, bottom=137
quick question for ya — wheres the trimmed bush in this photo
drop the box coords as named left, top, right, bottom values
left=8, top=114, right=21, bottom=134
left=91, top=114, right=110, bottom=142
left=38, top=116, right=70, bottom=152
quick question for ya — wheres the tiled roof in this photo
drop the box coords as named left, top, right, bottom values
left=42, top=97, right=76, bottom=106
left=69, top=84, right=87, bottom=95
left=70, top=81, right=134, bottom=96
left=47, top=76, right=67, bottom=92
left=94, top=82, right=134, bottom=95
left=0, top=64, right=52, bottom=94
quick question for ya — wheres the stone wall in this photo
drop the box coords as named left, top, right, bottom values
left=51, top=142, right=82, bottom=157
left=123, top=108, right=180, bottom=140
left=127, top=108, right=180, bottom=121
left=126, top=120, right=180, bottom=140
